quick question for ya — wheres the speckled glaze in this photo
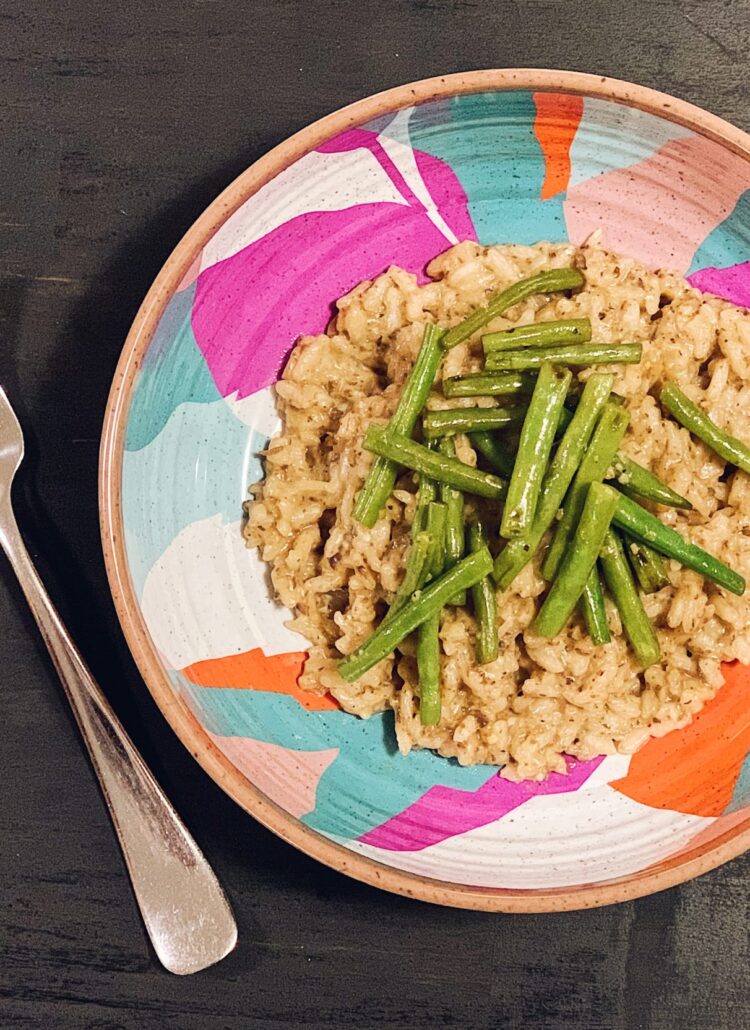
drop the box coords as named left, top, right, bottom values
left=100, top=71, right=750, bottom=911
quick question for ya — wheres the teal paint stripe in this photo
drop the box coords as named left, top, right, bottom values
left=176, top=679, right=493, bottom=840
left=406, top=91, right=566, bottom=246
left=125, top=283, right=221, bottom=452
left=689, top=189, right=750, bottom=275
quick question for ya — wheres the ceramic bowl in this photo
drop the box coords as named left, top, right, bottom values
left=100, top=70, right=750, bottom=911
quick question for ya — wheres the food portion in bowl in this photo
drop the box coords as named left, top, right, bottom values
left=245, top=239, right=750, bottom=781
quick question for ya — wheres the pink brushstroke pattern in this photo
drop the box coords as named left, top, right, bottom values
left=211, top=734, right=338, bottom=819
left=191, top=129, right=476, bottom=400
left=319, top=128, right=467, bottom=238
left=359, top=755, right=603, bottom=852
left=565, top=136, right=750, bottom=274
left=688, top=261, right=750, bottom=308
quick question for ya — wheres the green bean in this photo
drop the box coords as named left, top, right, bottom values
left=425, top=502, right=447, bottom=579
left=501, top=362, right=572, bottom=539
left=661, top=381, right=750, bottom=474
left=438, top=437, right=466, bottom=604
left=423, top=405, right=525, bottom=440
left=381, top=532, right=431, bottom=627
left=353, top=324, right=443, bottom=527
left=363, top=426, right=507, bottom=499
left=561, top=399, right=688, bottom=511
left=338, top=547, right=493, bottom=681
left=625, top=538, right=670, bottom=593
left=556, top=406, right=573, bottom=432
left=612, top=493, right=745, bottom=596
left=469, top=521, right=498, bottom=664
left=599, top=530, right=661, bottom=668
left=534, top=483, right=620, bottom=637
left=565, top=393, right=691, bottom=509
left=580, top=566, right=611, bottom=645
left=412, top=473, right=437, bottom=537
left=482, top=318, right=592, bottom=354
left=608, top=455, right=692, bottom=510
left=543, top=403, right=630, bottom=580
left=485, top=343, right=642, bottom=372
left=470, top=430, right=517, bottom=478
left=417, top=611, right=442, bottom=725
left=531, top=400, right=582, bottom=439
left=443, top=371, right=535, bottom=399
left=418, top=504, right=447, bottom=725
left=566, top=388, right=625, bottom=412
left=443, top=267, right=585, bottom=350
left=493, top=373, right=615, bottom=589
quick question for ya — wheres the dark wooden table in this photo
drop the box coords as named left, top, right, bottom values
left=2, top=2, right=749, bottom=1027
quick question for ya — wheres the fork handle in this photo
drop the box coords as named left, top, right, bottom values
left=0, top=501, right=237, bottom=974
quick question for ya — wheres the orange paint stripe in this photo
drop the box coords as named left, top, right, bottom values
left=532, top=92, right=584, bottom=200
left=611, top=662, right=750, bottom=818
left=182, top=648, right=339, bottom=711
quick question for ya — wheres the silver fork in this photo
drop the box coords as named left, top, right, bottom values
left=0, top=386, right=237, bottom=974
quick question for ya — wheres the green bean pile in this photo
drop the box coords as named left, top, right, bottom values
left=340, top=268, right=748, bottom=726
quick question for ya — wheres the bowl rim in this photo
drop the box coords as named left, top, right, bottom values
left=99, top=68, right=750, bottom=912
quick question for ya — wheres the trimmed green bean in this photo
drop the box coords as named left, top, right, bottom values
left=412, top=473, right=437, bottom=537
left=482, top=318, right=592, bottom=354
left=580, top=566, right=611, bottom=645
left=567, top=393, right=689, bottom=510
left=625, top=538, right=670, bottom=593
left=485, top=342, right=642, bottom=372
left=425, top=502, right=447, bottom=579
left=599, top=530, right=661, bottom=668
left=535, top=482, right=620, bottom=638
left=565, top=388, right=625, bottom=412
left=423, top=405, right=525, bottom=440
left=353, top=324, right=443, bottom=527
left=493, top=373, right=615, bottom=589
left=661, top=381, right=750, bottom=474
left=501, top=362, right=572, bottom=539
left=470, top=431, right=517, bottom=478
left=565, top=392, right=690, bottom=510
left=612, top=493, right=745, bottom=596
left=543, top=403, right=631, bottom=580
left=363, top=426, right=507, bottom=499
left=609, top=454, right=692, bottom=510
left=438, top=437, right=466, bottom=604
left=556, top=406, right=573, bottom=433
left=469, top=521, right=499, bottom=664
left=443, top=267, right=585, bottom=350
left=418, top=503, right=447, bottom=725
left=534, top=402, right=585, bottom=439
left=381, top=532, right=431, bottom=627
left=338, top=548, right=493, bottom=681
left=443, top=371, right=535, bottom=399
left=417, top=611, right=442, bottom=725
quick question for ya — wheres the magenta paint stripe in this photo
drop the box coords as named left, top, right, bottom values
left=320, top=126, right=476, bottom=244
left=358, top=756, right=604, bottom=852
left=688, top=260, right=750, bottom=308
left=414, top=148, right=476, bottom=242
left=190, top=203, right=454, bottom=399
left=190, top=122, right=477, bottom=401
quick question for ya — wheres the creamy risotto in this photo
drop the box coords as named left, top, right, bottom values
left=245, top=239, right=750, bottom=780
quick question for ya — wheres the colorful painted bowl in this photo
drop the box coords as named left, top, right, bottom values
left=100, top=70, right=750, bottom=911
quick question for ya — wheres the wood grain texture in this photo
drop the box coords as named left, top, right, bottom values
left=0, top=1, right=748, bottom=1026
